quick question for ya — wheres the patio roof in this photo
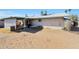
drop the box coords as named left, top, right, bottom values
left=0, top=17, right=25, bottom=20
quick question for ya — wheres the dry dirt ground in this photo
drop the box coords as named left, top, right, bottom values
left=0, top=28, right=79, bottom=49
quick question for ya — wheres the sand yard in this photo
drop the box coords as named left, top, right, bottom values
left=0, top=28, right=79, bottom=49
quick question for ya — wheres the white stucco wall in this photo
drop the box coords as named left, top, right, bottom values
left=32, top=17, right=64, bottom=29
left=0, top=21, right=4, bottom=27
left=78, top=21, right=79, bottom=27
left=4, top=19, right=16, bottom=28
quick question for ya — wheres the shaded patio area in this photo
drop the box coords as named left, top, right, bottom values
left=15, top=26, right=43, bottom=33
left=71, top=27, right=79, bottom=32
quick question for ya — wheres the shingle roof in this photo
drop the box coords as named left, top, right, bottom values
left=0, top=17, right=25, bottom=20
left=26, top=13, right=71, bottom=19
left=0, top=13, right=71, bottom=20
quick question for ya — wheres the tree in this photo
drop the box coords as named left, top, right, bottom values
left=65, top=9, right=67, bottom=13
left=64, top=15, right=78, bottom=31
left=41, top=10, right=47, bottom=15
left=64, top=20, right=73, bottom=31
left=68, top=15, right=78, bottom=27
left=41, top=11, right=44, bottom=15
left=68, top=15, right=78, bottom=21
left=44, top=10, right=47, bottom=15
left=64, top=9, right=72, bottom=13
left=68, top=9, right=72, bottom=13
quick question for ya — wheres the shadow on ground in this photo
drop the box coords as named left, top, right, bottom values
left=14, top=26, right=43, bottom=33
left=71, top=27, right=79, bottom=32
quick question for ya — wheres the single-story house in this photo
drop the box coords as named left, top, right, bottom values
left=0, top=17, right=25, bottom=29
left=25, top=13, right=70, bottom=29
left=0, top=13, right=70, bottom=29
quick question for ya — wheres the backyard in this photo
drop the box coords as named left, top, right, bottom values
left=0, top=28, right=79, bottom=48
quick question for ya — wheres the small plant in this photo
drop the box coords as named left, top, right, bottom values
left=64, top=15, right=78, bottom=31
left=64, top=20, right=73, bottom=31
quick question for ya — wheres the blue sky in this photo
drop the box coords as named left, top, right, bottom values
left=0, top=9, right=79, bottom=18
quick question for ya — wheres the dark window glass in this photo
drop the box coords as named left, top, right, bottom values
left=38, top=19, right=42, bottom=22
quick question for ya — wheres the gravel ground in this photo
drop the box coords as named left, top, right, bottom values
left=0, top=28, right=79, bottom=49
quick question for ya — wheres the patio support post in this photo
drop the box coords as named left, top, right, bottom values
left=23, top=19, right=26, bottom=28
left=24, top=14, right=28, bottom=28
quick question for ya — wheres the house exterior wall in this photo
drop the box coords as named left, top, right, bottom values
left=0, top=20, right=4, bottom=28
left=4, top=19, right=16, bottom=28
left=78, top=21, right=79, bottom=27
left=32, top=17, right=64, bottom=29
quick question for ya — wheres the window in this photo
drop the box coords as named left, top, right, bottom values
left=38, top=19, right=42, bottom=22
left=0, top=20, right=4, bottom=28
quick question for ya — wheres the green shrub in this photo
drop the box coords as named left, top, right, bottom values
left=64, top=20, right=73, bottom=31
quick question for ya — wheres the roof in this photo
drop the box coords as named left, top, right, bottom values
left=26, top=13, right=71, bottom=19
left=0, top=13, right=71, bottom=20
left=0, top=17, right=25, bottom=20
